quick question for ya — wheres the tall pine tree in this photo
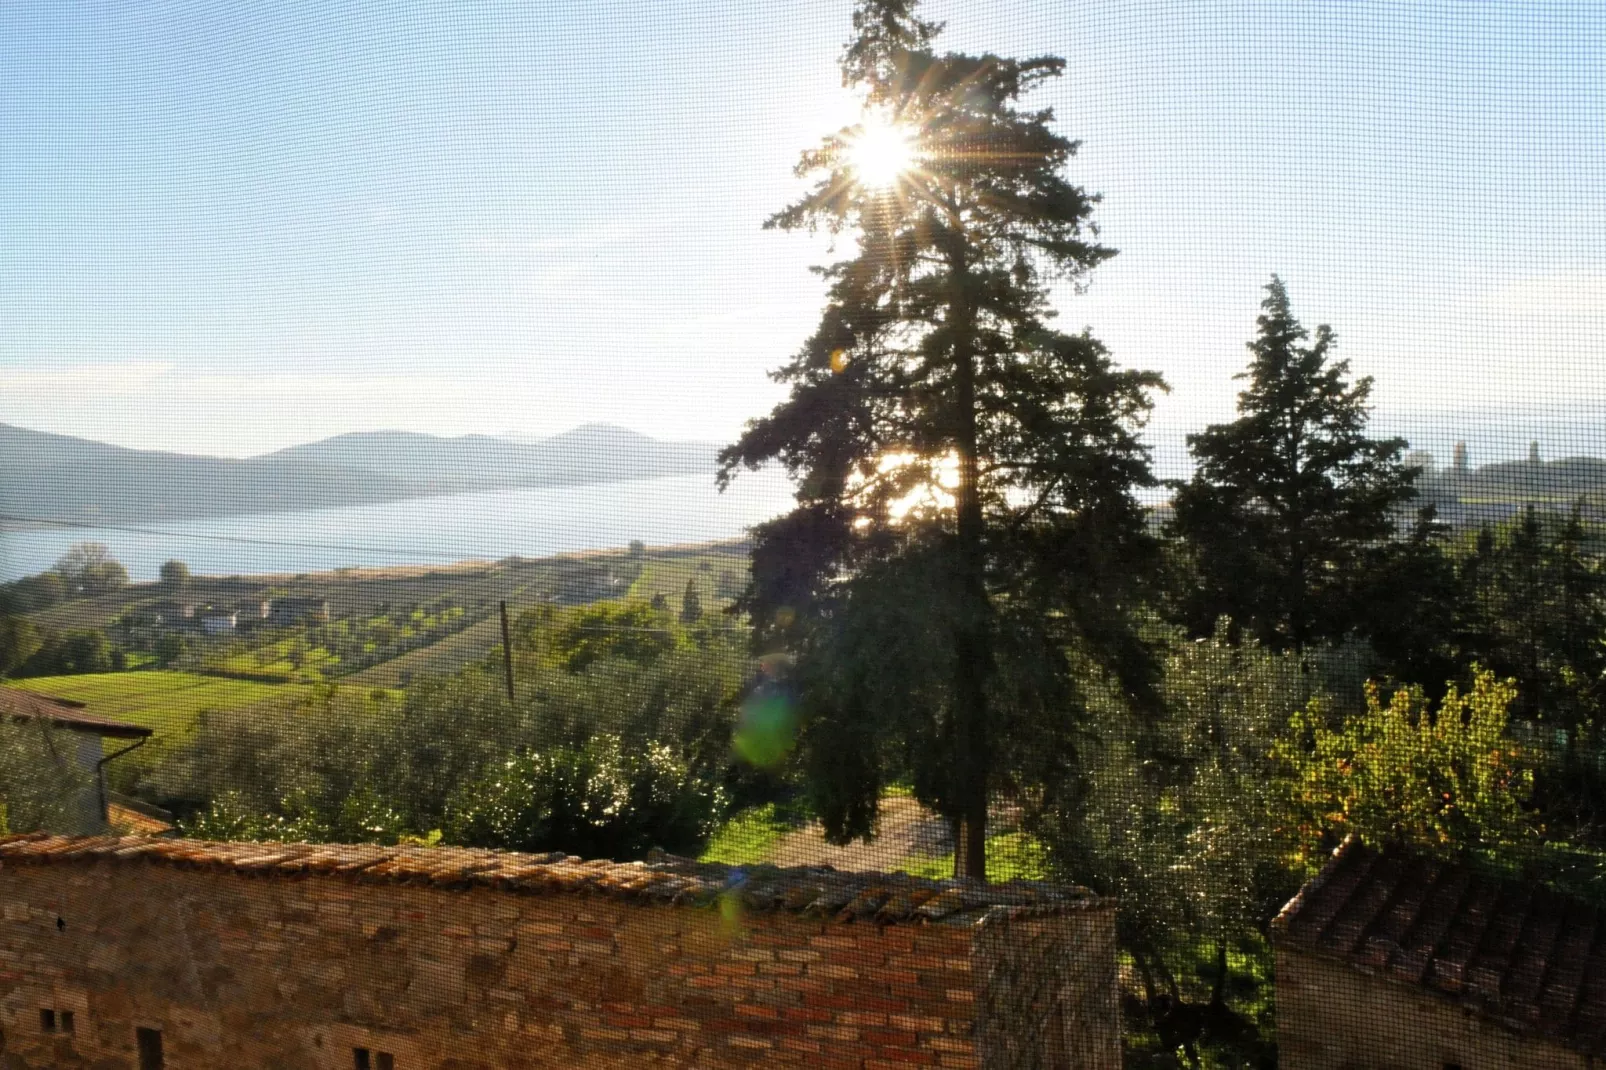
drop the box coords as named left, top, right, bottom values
left=720, top=0, right=1163, bottom=878
left=1171, top=276, right=1416, bottom=649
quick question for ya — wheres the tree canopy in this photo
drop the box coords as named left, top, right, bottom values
left=720, top=0, right=1164, bottom=877
left=159, top=559, right=191, bottom=589
left=1171, top=276, right=1417, bottom=649
left=52, top=542, right=129, bottom=597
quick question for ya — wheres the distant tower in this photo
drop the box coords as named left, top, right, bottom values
left=1529, top=440, right=1541, bottom=465
left=1452, top=441, right=1469, bottom=476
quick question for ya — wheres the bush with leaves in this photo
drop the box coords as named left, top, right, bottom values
left=14, top=627, right=115, bottom=677
left=148, top=611, right=748, bottom=859
left=445, top=734, right=722, bottom=860
left=1276, top=666, right=1541, bottom=869
left=181, top=784, right=408, bottom=845
left=0, top=717, right=91, bottom=834
left=1044, top=632, right=1313, bottom=999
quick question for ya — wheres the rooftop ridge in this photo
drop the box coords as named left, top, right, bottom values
left=1274, top=838, right=1606, bottom=1058
left=0, top=833, right=1113, bottom=926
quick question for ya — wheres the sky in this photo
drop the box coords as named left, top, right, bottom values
left=2, top=0, right=1602, bottom=478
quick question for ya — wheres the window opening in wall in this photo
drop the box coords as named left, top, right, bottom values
left=60, top=1010, right=74, bottom=1034
left=136, top=1027, right=163, bottom=1070
left=378, top=1053, right=394, bottom=1070
left=354, top=1046, right=394, bottom=1069
left=354, top=1048, right=370, bottom=1070
left=38, top=1009, right=54, bottom=1032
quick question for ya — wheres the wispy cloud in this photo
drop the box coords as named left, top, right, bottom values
left=462, top=218, right=653, bottom=255
left=1487, top=272, right=1606, bottom=317
left=0, top=360, right=176, bottom=395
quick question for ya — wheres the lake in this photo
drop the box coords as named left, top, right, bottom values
left=0, top=469, right=797, bottom=582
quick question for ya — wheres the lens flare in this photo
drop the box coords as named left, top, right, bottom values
left=846, top=113, right=916, bottom=189
left=733, top=689, right=798, bottom=769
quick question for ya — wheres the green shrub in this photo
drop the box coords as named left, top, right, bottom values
left=446, top=734, right=722, bottom=860
left=0, top=718, right=90, bottom=834
left=1277, top=666, right=1541, bottom=867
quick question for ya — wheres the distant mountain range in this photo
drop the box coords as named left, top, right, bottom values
left=0, top=423, right=719, bottom=526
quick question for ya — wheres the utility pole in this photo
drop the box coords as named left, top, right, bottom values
left=499, top=600, right=516, bottom=704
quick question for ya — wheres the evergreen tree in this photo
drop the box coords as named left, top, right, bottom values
left=1355, top=507, right=1468, bottom=693
left=1171, top=276, right=1416, bottom=649
left=679, top=580, right=704, bottom=624
left=1454, top=504, right=1606, bottom=836
left=720, top=0, right=1164, bottom=878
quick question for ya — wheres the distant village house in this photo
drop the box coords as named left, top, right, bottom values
left=268, top=596, right=329, bottom=626
left=129, top=599, right=196, bottom=628
left=236, top=598, right=271, bottom=624
left=198, top=609, right=238, bottom=636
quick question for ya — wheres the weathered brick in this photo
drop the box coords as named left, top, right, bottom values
left=0, top=836, right=1120, bottom=1070
left=809, top=963, right=860, bottom=980
left=776, top=949, right=822, bottom=963
left=839, top=1010, right=889, bottom=1027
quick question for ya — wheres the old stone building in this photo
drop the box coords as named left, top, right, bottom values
left=1273, top=836, right=1603, bottom=1070
left=0, top=688, right=153, bottom=835
left=0, top=833, right=1120, bottom=1069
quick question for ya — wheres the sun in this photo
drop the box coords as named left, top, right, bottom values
left=845, top=113, right=917, bottom=189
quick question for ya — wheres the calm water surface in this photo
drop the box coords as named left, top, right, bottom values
left=0, top=470, right=796, bottom=582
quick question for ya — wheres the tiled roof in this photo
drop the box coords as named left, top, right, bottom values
left=1272, top=836, right=1606, bottom=1057
left=0, top=833, right=1110, bottom=926
left=0, top=686, right=153, bottom=740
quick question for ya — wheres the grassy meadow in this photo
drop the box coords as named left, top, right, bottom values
left=9, top=671, right=310, bottom=741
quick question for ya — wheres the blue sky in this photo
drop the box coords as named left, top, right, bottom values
left=2, top=0, right=1602, bottom=475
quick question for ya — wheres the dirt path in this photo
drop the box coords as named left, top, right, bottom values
left=768, top=795, right=953, bottom=873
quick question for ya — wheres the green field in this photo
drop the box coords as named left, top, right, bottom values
left=347, top=615, right=506, bottom=687
left=15, top=541, right=751, bottom=694
left=9, top=671, right=308, bottom=741
left=628, top=552, right=746, bottom=611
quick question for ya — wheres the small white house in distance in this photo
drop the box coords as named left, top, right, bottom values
left=237, top=599, right=271, bottom=624
left=199, top=610, right=238, bottom=636
left=0, top=686, right=154, bottom=834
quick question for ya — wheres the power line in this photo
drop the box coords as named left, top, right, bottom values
left=0, top=512, right=584, bottom=564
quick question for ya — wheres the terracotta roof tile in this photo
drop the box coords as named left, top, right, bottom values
left=0, top=686, right=152, bottom=739
left=0, top=833, right=1111, bottom=927
left=1273, top=836, right=1606, bottom=1057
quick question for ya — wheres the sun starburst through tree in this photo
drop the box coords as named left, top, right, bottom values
left=720, top=0, right=1166, bottom=879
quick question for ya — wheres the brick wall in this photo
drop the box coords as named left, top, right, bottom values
left=1276, top=950, right=1589, bottom=1070
left=0, top=836, right=1120, bottom=1069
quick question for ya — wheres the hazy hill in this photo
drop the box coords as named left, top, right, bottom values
left=0, top=423, right=718, bottom=526
left=1418, top=455, right=1606, bottom=527
left=266, top=424, right=715, bottom=488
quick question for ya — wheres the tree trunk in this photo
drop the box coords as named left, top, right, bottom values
left=948, top=234, right=991, bottom=882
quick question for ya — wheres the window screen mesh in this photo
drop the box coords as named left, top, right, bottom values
left=1, top=2, right=1601, bottom=1068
